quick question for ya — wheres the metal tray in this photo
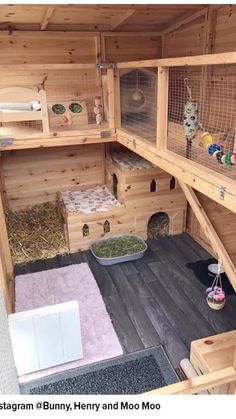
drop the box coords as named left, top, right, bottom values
left=90, top=235, right=147, bottom=266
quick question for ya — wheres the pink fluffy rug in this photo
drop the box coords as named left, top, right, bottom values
left=15, top=263, right=123, bottom=383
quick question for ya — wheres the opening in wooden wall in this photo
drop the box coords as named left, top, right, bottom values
left=103, top=220, right=110, bottom=234
left=170, top=176, right=176, bottom=190
left=112, top=173, right=118, bottom=199
left=147, top=212, right=170, bottom=238
left=82, top=224, right=89, bottom=237
left=150, top=178, right=157, bottom=192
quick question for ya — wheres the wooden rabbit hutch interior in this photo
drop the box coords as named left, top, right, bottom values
left=1, top=4, right=236, bottom=396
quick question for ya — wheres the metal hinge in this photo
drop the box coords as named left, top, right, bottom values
left=219, top=186, right=225, bottom=200
left=0, top=137, right=14, bottom=147
left=95, top=62, right=117, bottom=70
left=100, top=130, right=111, bottom=139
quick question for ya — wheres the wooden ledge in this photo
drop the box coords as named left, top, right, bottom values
left=117, top=128, right=236, bottom=214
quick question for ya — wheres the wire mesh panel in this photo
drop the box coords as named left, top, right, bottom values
left=120, top=68, right=157, bottom=144
left=0, top=67, right=105, bottom=137
left=0, top=290, right=20, bottom=394
left=167, top=65, right=236, bottom=180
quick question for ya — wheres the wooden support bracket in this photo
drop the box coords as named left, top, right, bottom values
left=40, top=7, right=55, bottom=31
left=179, top=180, right=236, bottom=291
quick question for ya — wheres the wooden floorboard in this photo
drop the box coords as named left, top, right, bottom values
left=14, top=234, right=236, bottom=369
left=106, top=264, right=162, bottom=349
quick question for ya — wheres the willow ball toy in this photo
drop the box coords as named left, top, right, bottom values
left=202, top=132, right=213, bottom=147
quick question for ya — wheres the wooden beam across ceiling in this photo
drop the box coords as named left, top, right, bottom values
left=110, top=9, right=136, bottom=31
left=40, top=6, right=55, bottom=30
left=0, top=4, right=206, bottom=32
left=162, top=6, right=207, bottom=34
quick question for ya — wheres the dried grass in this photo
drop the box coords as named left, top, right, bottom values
left=6, top=202, right=68, bottom=264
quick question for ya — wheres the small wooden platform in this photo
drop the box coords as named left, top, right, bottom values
left=14, top=234, right=236, bottom=369
left=191, top=329, right=236, bottom=394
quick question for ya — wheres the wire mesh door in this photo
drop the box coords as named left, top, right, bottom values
left=167, top=64, right=236, bottom=181
left=120, top=67, right=157, bottom=144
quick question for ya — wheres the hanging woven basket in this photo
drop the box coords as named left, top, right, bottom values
left=206, top=260, right=226, bottom=310
left=206, top=296, right=226, bottom=310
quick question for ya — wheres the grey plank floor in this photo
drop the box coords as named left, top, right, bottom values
left=15, top=234, right=236, bottom=368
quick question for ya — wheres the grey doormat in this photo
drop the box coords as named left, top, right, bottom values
left=21, top=346, right=178, bottom=395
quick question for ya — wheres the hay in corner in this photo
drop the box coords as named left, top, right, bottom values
left=6, top=202, right=68, bottom=264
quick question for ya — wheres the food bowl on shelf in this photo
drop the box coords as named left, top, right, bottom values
left=90, top=234, right=147, bottom=266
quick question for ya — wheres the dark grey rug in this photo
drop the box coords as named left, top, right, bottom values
left=21, top=346, right=178, bottom=395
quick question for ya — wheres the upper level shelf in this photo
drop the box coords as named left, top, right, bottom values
left=0, top=63, right=115, bottom=150
left=114, top=52, right=236, bottom=214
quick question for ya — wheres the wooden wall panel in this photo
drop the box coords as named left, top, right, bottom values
left=163, top=17, right=205, bottom=58
left=102, top=33, right=162, bottom=62
left=0, top=31, right=99, bottom=64
left=163, top=6, right=236, bottom=58
left=2, top=144, right=105, bottom=210
left=187, top=191, right=236, bottom=265
left=214, top=5, right=236, bottom=53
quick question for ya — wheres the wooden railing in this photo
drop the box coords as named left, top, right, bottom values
left=145, top=347, right=236, bottom=395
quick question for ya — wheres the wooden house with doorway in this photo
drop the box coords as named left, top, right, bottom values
left=0, top=3, right=236, bottom=398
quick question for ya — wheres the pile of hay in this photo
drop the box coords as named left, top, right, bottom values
left=147, top=212, right=170, bottom=239
left=6, top=202, right=67, bottom=264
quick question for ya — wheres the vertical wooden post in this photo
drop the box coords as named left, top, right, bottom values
left=0, top=188, right=13, bottom=278
left=0, top=152, right=8, bottom=210
left=228, top=346, right=236, bottom=394
left=107, top=68, right=115, bottom=130
left=0, top=184, right=14, bottom=313
left=114, top=69, right=121, bottom=130
left=39, top=89, right=50, bottom=134
left=156, top=66, right=169, bottom=150
left=0, top=246, right=13, bottom=314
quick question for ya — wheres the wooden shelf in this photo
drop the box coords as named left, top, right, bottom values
left=0, top=127, right=116, bottom=151
left=0, top=111, right=43, bottom=123
left=117, top=128, right=236, bottom=214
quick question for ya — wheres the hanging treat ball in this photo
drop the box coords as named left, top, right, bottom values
left=213, top=150, right=224, bottom=163
left=183, top=100, right=199, bottom=140
left=202, top=132, right=213, bottom=147
left=231, top=152, right=236, bottom=165
left=207, top=143, right=220, bottom=155
left=224, top=152, right=233, bottom=166
left=132, top=90, right=143, bottom=102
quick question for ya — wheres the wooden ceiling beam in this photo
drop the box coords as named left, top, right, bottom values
left=110, top=9, right=136, bottom=31
left=162, top=7, right=208, bottom=34
left=40, top=6, right=55, bottom=31
left=101, top=31, right=162, bottom=37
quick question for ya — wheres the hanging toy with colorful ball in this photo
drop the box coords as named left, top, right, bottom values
left=183, top=78, right=199, bottom=159
left=206, top=260, right=226, bottom=310
left=201, top=131, right=213, bottom=147
left=200, top=128, right=236, bottom=168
